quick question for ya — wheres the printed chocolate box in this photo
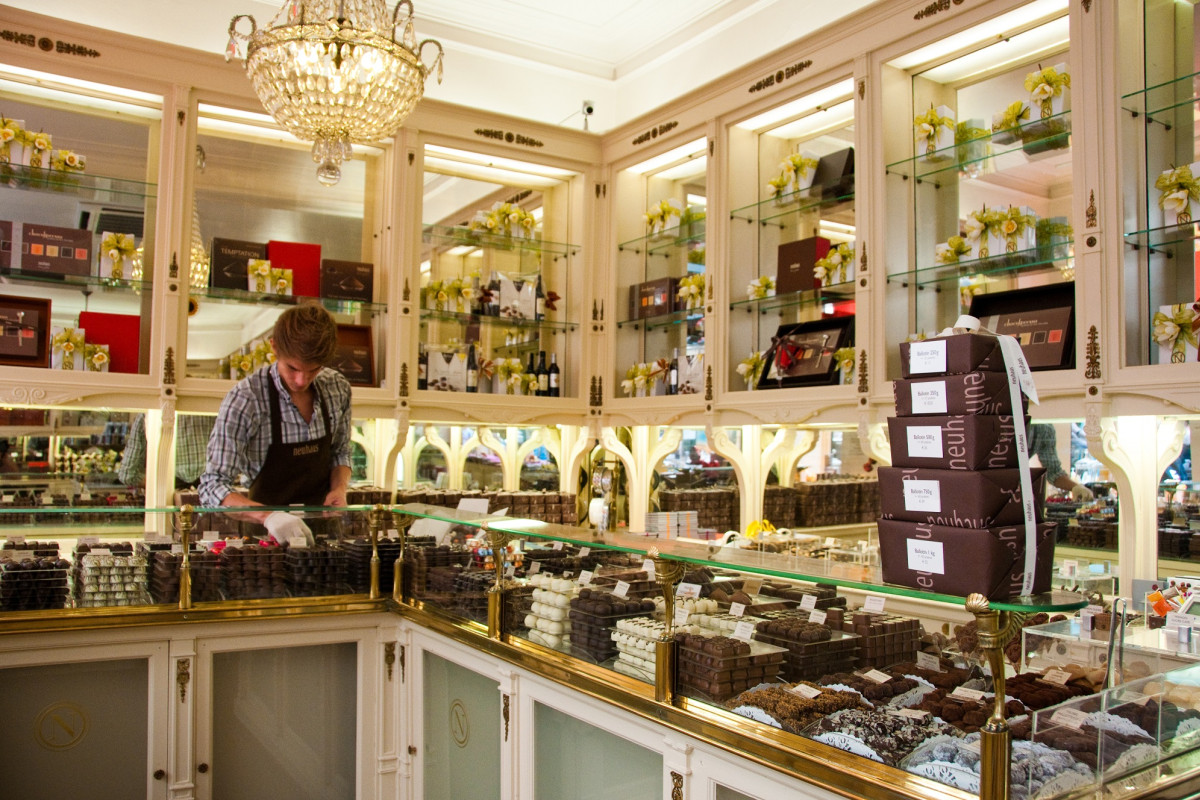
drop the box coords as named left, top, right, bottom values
left=893, top=371, right=1026, bottom=417
left=878, top=518, right=1056, bottom=600
left=887, top=414, right=1026, bottom=470
left=878, top=466, right=1046, bottom=528
left=320, top=259, right=374, bottom=301
left=899, top=333, right=1005, bottom=378
left=19, top=223, right=92, bottom=277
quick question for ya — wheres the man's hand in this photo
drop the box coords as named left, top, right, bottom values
left=264, top=511, right=314, bottom=545
left=1070, top=483, right=1095, bottom=502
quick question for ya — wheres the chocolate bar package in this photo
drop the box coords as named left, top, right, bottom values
left=628, top=277, right=679, bottom=320
left=887, top=415, right=1027, bottom=470
left=19, top=223, right=92, bottom=277
left=899, top=333, right=1004, bottom=378
left=211, top=238, right=267, bottom=290
left=878, top=466, right=1045, bottom=528
left=893, top=371, right=1026, bottom=417
left=320, top=259, right=374, bottom=301
left=878, top=518, right=1055, bottom=600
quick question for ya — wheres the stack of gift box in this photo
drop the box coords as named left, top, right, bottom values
left=877, top=327, right=1056, bottom=600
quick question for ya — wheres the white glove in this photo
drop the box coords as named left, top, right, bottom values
left=1070, top=483, right=1094, bottom=502
left=264, top=511, right=314, bottom=546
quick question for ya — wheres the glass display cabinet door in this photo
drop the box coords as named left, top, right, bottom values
left=185, top=103, right=386, bottom=388
left=727, top=78, right=857, bottom=393
left=0, top=67, right=160, bottom=376
left=614, top=135, right=708, bottom=399
left=419, top=144, right=581, bottom=399
left=883, top=4, right=1074, bottom=379
left=422, top=651, right=502, bottom=800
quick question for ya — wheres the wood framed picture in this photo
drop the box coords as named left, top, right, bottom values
left=758, top=315, right=854, bottom=389
left=0, top=294, right=51, bottom=368
left=332, top=323, right=375, bottom=386
left=967, top=282, right=1075, bottom=370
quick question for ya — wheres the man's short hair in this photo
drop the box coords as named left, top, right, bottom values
left=272, top=303, right=338, bottom=366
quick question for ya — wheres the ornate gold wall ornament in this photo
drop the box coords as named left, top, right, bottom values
left=403, top=278, right=411, bottom=302
left=169, top=251, right=179, bottom=280
left=399, top=363, right=409, bottom=398
left=704, top=366, right=713, bottom=401
left=163, top=347, right=176, bottom=385
left=671, top=771, right=684, bottom=800
left=857, top=79, right=865, bottom=101
left=474, top=128, right=544, bottom=148
left=177, top=657, right=191, bottom=703
left=1082, top=0, right=1092, bottom=11
left=1085, top=325, right=1101, bottom=380
left=632, top=120, right=678, bottom=146
left=384, top=642, right=396, bottom=681
left=857, top=350, right=869, bottom=394
left=503, top=694, right=510, bottom=741
left=1087, top=190, right=1097, bottom=228
left=400, top=644, right=407, bottom=682
left=592, top=300, right=599, bottom=321
left=859, top=241, right=867, bottom=273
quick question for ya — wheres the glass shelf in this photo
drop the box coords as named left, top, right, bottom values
left=195, top=287, right=387, bottom=315
left=422, top=224, right=578, bottom=259
left=729, top=283, right=855, bottom=315
left=420, top=307, right=577, bottom=333
left=618, top=218, right=707, bottom=254
left=885, top=111, right=1072, bottom=183
left=394, top=503, right=1088, bottom=615
left=0, top=163, right=156, bottom=201
left=730, top=192, right=854, bottom=227
left=617, top=308, right=704, bottom=331
left=0, top=268, right=152, bottom=295
left=887, top=241, right=1074, bottom=288
left=1122, top=69, right=1200, bottom=121
left=1124, top=224, right=1200, bottom=252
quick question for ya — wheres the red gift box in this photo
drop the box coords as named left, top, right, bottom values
left=78, top=311, right=140, bottom=374
left=267, top=241, right=322, bottom=298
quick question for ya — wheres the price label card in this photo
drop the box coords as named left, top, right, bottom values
left=824, top=537, right=838, bottom=547
left=614, top=580, right=631, bottom=598
left=1051, top=707, right=1089, bottom=730
left=730, top=602, right=746, bottom=617
left=907, top=340, right=947, bottom=374
left=1042, top=669, right=1072, bottom=686
left=809, top=609, right=827, bottom=625
left=8, top=535, right=25, bottom=545
left=799, top=594, right=817, bottom=611
left=906, top=538, right=946, bottom=575
left=911, top=380, right=949, bottom=414
left=289, top=536, right=309, bottom=549
left=641, top=559, right=656, bottom=579
left=889, top=708, right=931, bottom=721
left=791, top=683, right=823, bottom=699
left=916, top=652, right=942, bottom=672
left=505, top=564, right=516, bottom=578
left=903, top=480, right=942, bottom=513
left=90, top=547, right=112, bottom=556
left=676, top=582, right=701, bottom=599
left=40, top=494, right=53, bottom=505
left=863, top=595, right=886, bottom=614
left=741, top=578, right=763, bottom=595
left=552, top=541, right=563, bottom=551
left=528, top=562, right=541, bottom=575
left=578, top=547, right=590, bottom=558
left=578, top=570, right=593, bottom=586
left=202, top=530, right=219, bottom=542
left=79, top=489, right=91, bottom=501
left=907, top=426, right=944, bottom=459
left=864, top=669, right=892, bottom=684
left=674, top=607, right=691, bottom=626
left=950, top=687, right=986, bottom=702
left=1167, top=612, right=1196, bottom=630
left=1, top=494, right=13, bottom=503
left=732, top=620, right=755, bottom=641
left=1085, top=604, right=1105, bottom=615
left=171, top=544, right=184, bottom=554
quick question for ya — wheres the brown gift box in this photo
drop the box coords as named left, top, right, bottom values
left=893, top=371, right=1025, bottom=417
left=878, top=518, right=1056, bottom=600
left=878, top=466, right=1045, bottom=528
left=775, top=236, right=829, bottom=295
left=320, top=259, right=374, bottom=302
left=19, top=223, right=92, bottom=277
left=628, top=277, right=679, bottom=320
left=899, top=333, right=1004, bottom=378
left=887, top=415, right=1026, bottom=470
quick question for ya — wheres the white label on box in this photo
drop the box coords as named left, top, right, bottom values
left=800, top=594, right=817, bottom=611
left=677, top=582, right=701, bottom=599
left=1042, top=669, right=1073, bottom=685
left=171, top=544, right=184, bottom=554
left=732, top=620, right=755, bottom=641
left=916, top=652, right=942, bottom=672
left=864, top=669, right=892, bottom=684
left=674, top=606, right=691, bottom=626
left=809, top=609, right=827, bottom=625
left=528, top=562, right=541, bottom=575
left=289, top=536, right=308, bottom=549
left=578, top=547, right=590, bottom=558
left=614, top=580, right=631, bottom=598
left=1167, top=612, right=1197, bottom=630
left=202, top=530, right=219, bottom=542
left=891, top=708, right=930, bottom=721
left=1, top=495, right=12, bottom=503
left=79, top=489, right=91, bottom=501
left=908, top=341, right=948, bottom=374
left=791, top=683, right=823, bottom=699
left=906, top=538, right=946, bottom=575
left=642, top=559, right=656, bottom=579
left=8, top=535, right=24, bottom=544
left=552, top=541, right=563, bottom=551
left=864, top=595, right=886, bottom=614
left=907, top=426, right=944, bottom=459
left=730, top=602, right=747, bottom=617
left=1051, top=707, right=1089, bottom=730
left=903, top=480, right=942, bottom=513
left=824, top=537, right=838, bottom=547
left=950, top=687, right=986, bottom=702
left=578, top=570, right=593, bottom=585
left=1086, top=604, right=1105, bottom=615
left=742, top=578, right=763, bottom=595
left=505, top=564, right=516, bottom=578
left=911, top=381, right=949, bottom=414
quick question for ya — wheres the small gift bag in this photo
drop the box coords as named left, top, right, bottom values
left=271, top=268, right=293, bottom=296
left=991, top=101, right=1029, bottom=145
left=1156, top=163, right=1200, bottom=228
left=1153, top=303, right=1200, bottom=364
left=99, top=232, right=138, bottom=281
left=0, top=118, right=26, bottom=167
left=914, top=105, right=955, bottom=162
left=247, top=258, right=272, bottom=293
left=84, top=343, right=110, bottom=372
left=51, top=327, right=85, bottom=370
left=677, top=352, right=705, bottom=395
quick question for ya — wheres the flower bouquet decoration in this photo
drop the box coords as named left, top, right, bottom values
left=914, top=105, right=955, bottom=160
left=1153, top=303, right=1200, bottom=363
left=621, top=362, right=657, bottom=397
left=736, top=351, right=766, bottom=389
left=0, top=117, right=24, bottom=167
left=24, top=129, right=51, bottom=170
left=100, top=232, right=138, bottom=281
left=965, top=206, right=1006, bottom=261
left=1025, top=64, right=1071, bottom=120
left=747, top=275, right=775, bottom=300
left=1156, top=164, right=1200, bottom=227
left=50, top=149, right=85, bottom=187
left=767, top=152, right=820, bottom=203
left=423, top=279, right=446, bottom=311
left=84, top=344, right=110, bottom=373
left=645, top=199, right=684, bottom=238
left=834, top=347, right=856, bottom=385
left=934, top=235, right=971, bottom=265
left=494, top=357, right=525, bottom=394
left=271, top=267, right=294, bottom=296
left=992, top=100, right=1030, bottom=145
left=676, top=273, right=705, bottom=310
left=469, top=201, right=538, bottom=240
left=248, top=258, right=272, bottom=293
left=814, top=242, right=854, bottom=286
left=1000, top=206, right=1037, bottom=255
left=51, top=328, right=85, bottom=370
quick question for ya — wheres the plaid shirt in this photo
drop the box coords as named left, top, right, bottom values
left=198, top=364, right=352, bottom=506
left=118, top=413, right=214, bottom=486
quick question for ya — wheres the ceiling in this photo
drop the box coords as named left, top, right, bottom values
left=1, top=0, right=878, bottom=132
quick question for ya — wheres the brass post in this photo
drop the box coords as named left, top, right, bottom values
left=484, top=524, right=513, bottom=640
left=650, top=549, right=686, bottom=704
left=178, top=504, right=194, bottom=611
left=368, top=504, right=383, bottom=600
left=389, top=510, right=413, bottom=604
left=967, top=593, right=1026, bottom=800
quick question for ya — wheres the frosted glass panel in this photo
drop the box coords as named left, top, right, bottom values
left=0, top=658, right=148, bottom=800
left=534, top=702, right=662, bottom=800
left=212, top=643, right=356, bottom=800
left=716, top=786, right=759, bottom=800
left=422, top=652, right=501, bottom=800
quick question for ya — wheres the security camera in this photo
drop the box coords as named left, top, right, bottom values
left=582, top=100, right=595, bottom=117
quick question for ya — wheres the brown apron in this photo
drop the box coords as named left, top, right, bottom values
left=248, top=368, right=333, bottom=507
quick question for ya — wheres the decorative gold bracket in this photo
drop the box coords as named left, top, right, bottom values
left=177, top=657, right=191, bottom=703
left=651, top=550, right=686, bottom=704
left=484, top=524, right=514, bottom=640
left=503, top=694, right=511, bottom=741
left=390, top=510, right=415, bottom=603
left=178, top=504, right=194, bottom=611
left=967, top=593, right=1027, bottom=800
left=670, top=771, right=684, bottom=800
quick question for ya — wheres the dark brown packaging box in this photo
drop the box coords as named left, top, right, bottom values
left=878, top=466, right=1045, bottom=528
left=899, top=333, right=1005, bottom=378
left=628, top=277, right=679, bottom=319
left=893, top=371, right=1025, bottom=417
left=19, top=223, right=92, bottom=277
left=210, top=238, right=267, bottom=290
left=775, top=236, right=828, bottom=294
left=878, top=518, right=1056, bottom=600
left=320, top=259, right=374, bottom=301
left=0, top=221, right=11, bottom=269
left=887, top=415, right=1027, bottom=470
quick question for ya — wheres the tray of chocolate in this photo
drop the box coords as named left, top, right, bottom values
left=568, top=588, right=657, bottom=662
left=145, top=547, right=222, bottom=603
left=803, top=707, right=962, bottom=766
left=611, top=617, right=679, bottom=681
left=74, top=546, right=150, bottom=608
left=886, top=658, right=977, bottom=691
left=728, top=682, right=870, bottom=735
left=675, top=632, right=787, bottom=702
left=901, top=732, right=1096, bottom=797
left=829, top=609, right=922, bottom=669
left=758, top=580, right=847, bottom=610
left=0, top=553, right=70, bottom=610
left=586, top=569, right=658, bottom=599
left=1004, top=671, right=1094, bottom=711
left=752, top=618, right=859, bottom=682
left=1012, top=702, right=1162, bottom=779
left=220, top=541, right=288, bottom=600
left=449, top=569, right=494, bottom=623
left=344, top=536, right=404, bottom=594
left=911, top=687, right=1027, bottom=734
left=704, top=586, right=794, bottom=614
left=816, top=671, right=925, bottom=705
left=407, top=544, right=472, bottom=602
left=284, top=542, right=349, bottom=597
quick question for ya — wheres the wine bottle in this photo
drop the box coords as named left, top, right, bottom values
left=667, top=347, right=679, bottom=395
left=534, top=274, right=546, bottom=321
left=526, top=351, right=537, bottom=394
left=536, top=350, right=549, bottom=396
left=417, top=348, right=428, bottom=390
left=548, top=352, right=560, bottom=397
left=465, top=344, right=478, bottom=393
left=487, top=270, right=501, bottom=316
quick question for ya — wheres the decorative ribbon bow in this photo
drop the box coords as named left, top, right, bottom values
left=995, top=101, right=1030, bottom=133
left=1152, top=304, right=1200, bottom=363
left=1156, top=165, right=1200, bottom=218
left=1025, top=66, right=1070, bottom=118
left=85, top=344, right=109, bottom=372
left=51, top=329, right=85, bottom=370
left=101, top=232, right=137, bottom=281
left=0, top=118, right=20, bottom=164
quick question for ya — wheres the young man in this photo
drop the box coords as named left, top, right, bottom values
left=198, top=303, right=353, bottom=543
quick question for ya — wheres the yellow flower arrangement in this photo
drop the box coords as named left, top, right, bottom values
left=0, top=117, right=21, bottom=164
left=834, top=347, right=856, bottom=383
left=51, top=329, right=84, bottom=370
left=249, top=258, right=272, bottom=292
left=1153, top=304, right=1200, bottom=363
left=469, top=201, right=539, bottom=239
left=25, top=129, right=51, bottom=169
left=914, top=106, right=954, bottom=156
left=936, top=235, right=972, bottom=265
left=85, top=345, right=110, bottom=372
left=747, top=275, right=775, bottom=299
left=1156, top=165, right=1200, bottom=226
left=736, top=351, right=766, bottom=388
left=101, top=232, right=137, bottom=281
left=814, top=242, right=854, bottom=284
left=1025, top=65, right=1070, bottom=119
left=745, top=519, right=776, bottom=540
left=676, top=273, right=705, bottom=310
left=621, top=362, right=658, bottom=396
left=994, top=101, right=1030, bottom=135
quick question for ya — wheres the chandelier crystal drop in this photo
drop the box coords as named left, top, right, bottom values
left=227, top=0, right=443, bottom=186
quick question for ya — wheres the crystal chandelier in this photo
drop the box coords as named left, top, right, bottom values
left=226, top=0, right=444, bottom=186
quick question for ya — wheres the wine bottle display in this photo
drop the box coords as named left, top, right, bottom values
left=465, top=344, right=478, bottom=392
left=417, top=349, right=428, bottom=390
left=548, top=352, right=560, bottom=397
left=667, top=348, right=679, bottom=395
left=536, top=350, right=549, bottom=396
